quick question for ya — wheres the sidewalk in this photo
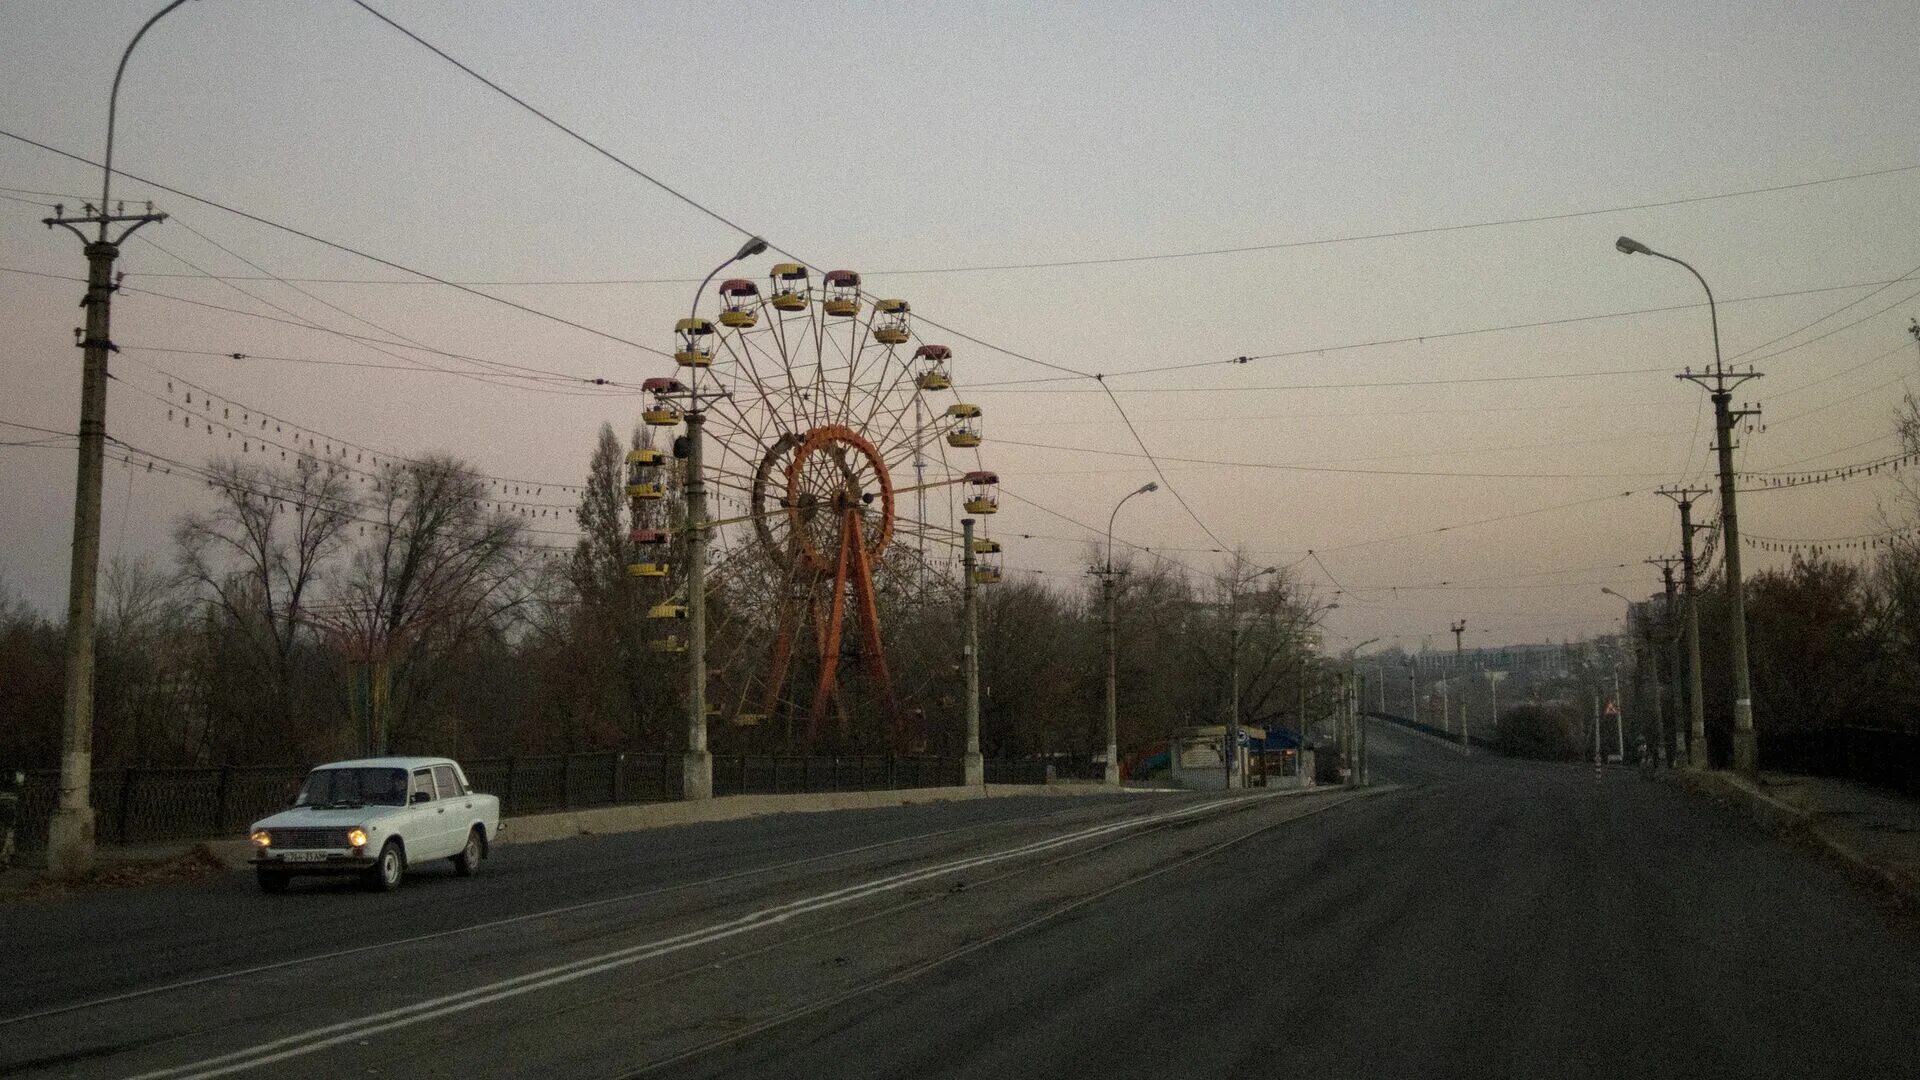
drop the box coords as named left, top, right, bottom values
left=1677, top=768, right=1920, bottom=905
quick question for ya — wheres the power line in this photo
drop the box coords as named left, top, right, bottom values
left=962, top=278, right=1916, bottom=389
left=995, top=436, right=1673, bottom=480
left=0, top=128, right=674, bottom=361
left=347, top=0, right=763, bottom=248
left=30, top=159, right=1903, bottom=283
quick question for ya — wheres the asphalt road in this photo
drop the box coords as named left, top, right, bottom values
left=3, top=724, right=1917, bottom=1080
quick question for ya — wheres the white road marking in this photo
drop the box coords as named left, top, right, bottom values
left=0, top=800, right=1116, bottom=1027
left=130, top=791, right=1282, bottom=1080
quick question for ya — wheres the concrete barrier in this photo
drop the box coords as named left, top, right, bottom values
left=496, top=782, right=1122, bottom=845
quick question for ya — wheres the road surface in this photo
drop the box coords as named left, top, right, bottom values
left=2, top=723, right=1916, bottom=1079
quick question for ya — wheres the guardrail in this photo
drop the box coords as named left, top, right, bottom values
left=3, top=751, right=1038, bottom=852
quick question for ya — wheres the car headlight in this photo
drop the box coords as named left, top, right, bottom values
left=251, top=830, right=271, bottom=848
left=347, top=827, right=368, bottom=848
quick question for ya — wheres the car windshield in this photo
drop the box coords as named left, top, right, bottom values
left=294, top=767, right=408, bottom=807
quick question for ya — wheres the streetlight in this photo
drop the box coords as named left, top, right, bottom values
left=42, top=0, right=185, bottom=878
left=677, top=235, right=768, bottom=800
left=1617, top=235, right=1761, bottom=773
left=1097, top=482, right=1156, bottom=784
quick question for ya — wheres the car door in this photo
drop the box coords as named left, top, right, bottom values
left=409, top=767, right=452, bottom=859
left=431, top=764, right=471, bottom=848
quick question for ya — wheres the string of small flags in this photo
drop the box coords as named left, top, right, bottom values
left=154, top=377, right=589, bottom=520
left=150, top=370, right=588, bottom=496
left=1745, top=526, right=1920, bottom=556
left=1739, top=449, right=1918, bottom=492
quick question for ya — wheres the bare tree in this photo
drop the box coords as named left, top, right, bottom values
left=173, top=457, right=355, bottom=758
left=329, top=454, right=532, bottom=754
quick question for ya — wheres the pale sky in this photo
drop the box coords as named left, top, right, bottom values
left=3, top=0, right=1917, bottom=652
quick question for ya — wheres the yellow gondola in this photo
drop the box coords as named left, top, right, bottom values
left=946, top=402, right=983, bottom=448
left=674, top=317, right=715, bottom=368
left=913, top=344, right=952, bottom=390
left=650, top=637, right=687, bottom=653
left=627, top=561, right=669, bottom=577
left=732, top=712, right=765, bottom=727
left=625, top=449, right=665, bottom=496
left=873, top=298, right=910, bottom=344
left=972, top=565, right=1002, bottom=585
left=718, top=278, right=760, bottom=328
left=649, top=601, right=688, bottom=620
left=823, top=270, right=861, bottom=317
left=972, top=537, right=1002, bottom=555
left=627, top=528, right=669, bottom=574
left=769, top=263, right=810, bottom=311
left=964, top=470, right=999, bottom=515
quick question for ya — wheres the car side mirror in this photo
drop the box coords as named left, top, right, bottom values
left=411, top=791, right=431, bottom=805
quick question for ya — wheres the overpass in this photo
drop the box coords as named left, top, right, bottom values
left=3, top=724, right=1915, bottom=1079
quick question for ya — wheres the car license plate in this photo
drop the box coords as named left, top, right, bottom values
left=281, top=851, right=326, bottom=862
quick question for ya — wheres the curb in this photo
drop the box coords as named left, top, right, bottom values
left=8, top=781, right=1141, bottom=884
left=1675, top=769, right=1920, bottom=908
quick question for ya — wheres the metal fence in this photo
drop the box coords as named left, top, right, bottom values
left=1760, top=727, right=1920, bottom=798
left=6, top=751, right=982, bottom=852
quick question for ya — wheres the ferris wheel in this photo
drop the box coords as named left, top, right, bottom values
left=628, top=264, right=1005, bottom=750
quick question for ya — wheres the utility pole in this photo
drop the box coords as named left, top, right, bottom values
left=1098, top=565, right=1121, bottom=786
left=682, top=403, right=713, bottom=799
left=1407, top=658, right=1417, bottom=724
left=1450, top=619, right=1466, bottom=747
left=1613, top=667, right=1626, bottom=762
left=1099, top=483, right=1154, bottom=786
left=962, top=518, right=983, bottom=787
left=1227, top=614, right=1241, bottom=790
left=42, top=200, right=165, bottom=878
left=1646, top=556, right=1682, bottom=767
left=1659, top=487, right=1711, bottom=768
left=1620, top=236, right=1761, bottom=773
left=1593, top=690, right=1604, bottom=776
left=1359, top=672, right=1374, bottom=780
left=678, top=237, right=767, bottom=800
left=1355, top=673, right=1369, bottom=785
left=38, top=0, right=189, bottom=880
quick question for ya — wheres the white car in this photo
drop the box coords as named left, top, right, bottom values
left=248, top=756, right=501, bottom=893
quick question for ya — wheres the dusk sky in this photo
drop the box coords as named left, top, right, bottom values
left=4, top=0, right=1918, bottom=653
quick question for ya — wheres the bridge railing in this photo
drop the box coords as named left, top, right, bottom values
left=3, top=751, right=981, bottom=853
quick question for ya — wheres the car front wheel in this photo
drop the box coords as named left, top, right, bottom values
left=364, top=840, right=405, bottom=892
left=451, top=827, right=484, bottom=877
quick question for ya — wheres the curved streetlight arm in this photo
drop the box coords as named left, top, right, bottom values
left=690, top=236, right=768, bottom=320
left=1105, top=482, right=1157, bottom=572
left=101, top=0, right=195, bottom=238
left=1618, top=236, right=1721, bottom=377
left=1646, top=250, right=1722, bottom=376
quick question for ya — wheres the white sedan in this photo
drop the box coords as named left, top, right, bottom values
left=248, top=756, right=501, bottom=893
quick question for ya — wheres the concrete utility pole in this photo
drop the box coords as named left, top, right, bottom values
left=1659, top=487, right=1711, bottom=767
left=962, top=519, right=983, bottom=787
left=1646, top=556, right=1683, bottom=767
left=1613, top=668, right=1627, bottom=762
left=679, top=237, right=768, bottom=800
left=1098, top=483, right=1155, bottom=786
left=1450, top=619, right=1467, bottom=749
left=1621, top=236, right=1763, bottom=773
left=42, top=0, right=185, bottom=879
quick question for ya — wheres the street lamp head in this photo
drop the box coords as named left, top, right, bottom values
left=1138, top=481, right=1159, bottom=494
left=733, top=236, right=769, bottom=261
left=1600, top=587, right=1620, bottom=597
left=1615, top=235, right=1653, bottom=256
